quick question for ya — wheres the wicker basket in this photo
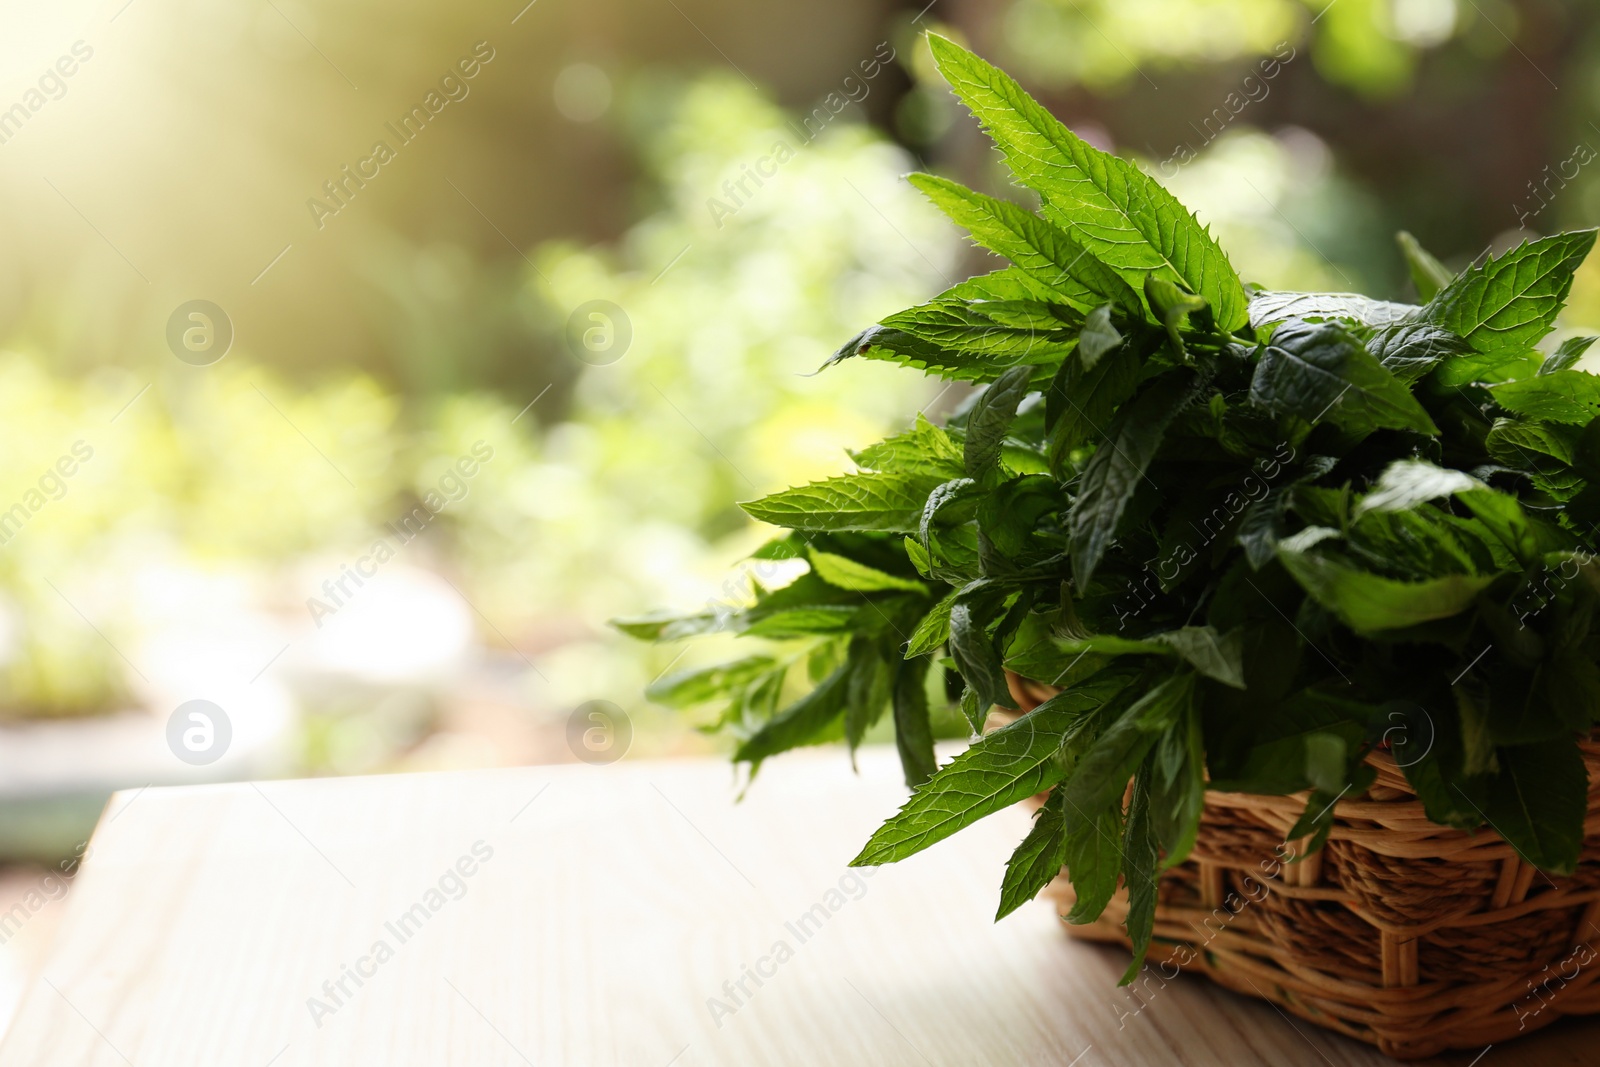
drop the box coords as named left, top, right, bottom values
left=1006, top=672, right=1600, bottom=1060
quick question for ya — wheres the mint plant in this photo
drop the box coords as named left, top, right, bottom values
left=617, top=35, right=1600, bottom=982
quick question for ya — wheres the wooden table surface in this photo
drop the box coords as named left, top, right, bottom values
left=2, top=747, right=1596, bottom=1066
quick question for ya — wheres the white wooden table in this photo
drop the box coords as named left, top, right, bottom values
left=1, top=747, right=1594, bottom=1066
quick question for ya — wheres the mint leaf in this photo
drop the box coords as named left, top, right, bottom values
left=949, top=597, right=1018, bottom=711
left=1396, top=231, right=1454, bottom=301
left=1248, top=290, right=1417, bottom=331
left=1149, top=626, right=1246, bottom=688
left=1070, top=371, right=1199, bottom=585
left=807, top=547, right=926, bottom=594
left=1046, top=343, right=1143, bottom=471
left=611, top=608, right=727, bottom=642
left=964, top=365, right=1034, bottom=481
left=1353, top=459, right=1481, bottom=518
left=1277, top=538, right=1494, bottom=632
left=851, top=415, right=965, bottom=478
left=852, top=671, right=1133, bottom=866
left=904, top=588, right=958, bottom=657
left=1423, top=230, right=1597, bottom=352
left=893, top=656, right=938, bottom=788
left=907, top=173, right=1142, bottom=317
left=647, top=656, right=777, bottom=707
left=1540, top=335, right=1598, bottom=375
left=735, top=664, right=850, bottom=764
left=1250, top=320, right=1438, bottom=436
left=1119, top=767, right=1159, bottom=984
left=1491, top=369, right=1600, bottom=425
left=1365, top=322, right=1468, bottom=383
left=743, top=473, right=943, bottom=533
left=1078, top=305, right=1123, bottom=371
left=996, top=790, right=1067, bottom=920
left=844, top=638, right=894, bottom=751
left=926, top=34, right=1247, bottom=331
left=1484, top=739, right=1588, bottom=876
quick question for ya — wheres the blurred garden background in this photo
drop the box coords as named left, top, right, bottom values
left=2, top=0, right=1600, bottom=1027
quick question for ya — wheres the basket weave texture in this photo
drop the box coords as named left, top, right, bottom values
left=1007, top=673, right=1600, bottom=1061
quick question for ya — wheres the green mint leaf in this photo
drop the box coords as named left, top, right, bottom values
left=826, top=323, right=1036, bottom=382
left=1396, top=231, right=1454, bottom=300
left=996, top=790, right=1067, bottom=921
left=646, top=656, right=778, bottom=708
left=1250, top=320, right=1438, bottom=436
left=904, top=588, right=958, bottom=657
left=949, top=596, right=1018, bottom=711
left=1491, top=369, right=1600, bottom=425
left=851, top=671, right=1133, bottom=866
left=964, top=365, right=1034, bottom=482
left=1077, top=305, right=1123, bottom=371
left=907, top=172, right=1143, bottom=316
left=1540, top=335, right=1598, bottom=375
left=1365, top=322, right=1469, bottom=383
left=742, top=473, right=945, bottom=533
left=1353, top=459, right=1482, bottom=518
left=844, top=638, right=894, bottom=752
left=893, top=656, right=938, bottom=788
left=1144, top=276, right=1207, bottom=358
left=1277, top=536, right=1494, bottom=632
left=1118, top=766, right=1159, bottom=984
left=1070, top=371, right=1199, bottom=586
left=734, top=663, right=851, bottom=764
left=1423, top=229, right=1597, bottom=352
left=1046, top=343, right=1143, bottom=472
left=850, top=415, right=965, bottom=478
left=611, top=608, right=727, bottom=642
left=1148, top=626, right=1246, bottom=688
left=1248, top=290, right=1417, bottom=331
left=925, top=34, right=1248, bottom=331
left=807, top=547, right=927, bottom=594
left=1484, top=739, right=1588, bottom=876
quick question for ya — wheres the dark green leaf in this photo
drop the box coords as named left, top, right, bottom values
left=852, top=670, right=1134, bottom=866
left=965, top=365, right=1035, bottom=481
left=1078, top=305, right=1123, bottom=371
left=647, top=656, right=778, bottom=707
left=1483, top=739, right=1588, bottom=876
left=734, top=664, right=851, bottom=764
left=1250, top=321, right=1438, bottom=436
left=996, top=790, right=1067, bottom=921
left=893, top=656, right=938, bottom=787
left=1119, top=766, right=1159, bottom=983
left=1070, top=371, right=1199, bottom=585
left=1491, top=370, right=1600, bottom=425
left=950, top=597, right=1018, bottom=711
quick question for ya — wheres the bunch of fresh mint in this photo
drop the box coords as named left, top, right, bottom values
left=617, top=35, right=1600, bottom=981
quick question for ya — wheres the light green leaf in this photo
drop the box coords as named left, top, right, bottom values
left=1278, top=546, right=1494, bottom=633
left=907, top=173, right=1143, bottom=317
left=1396, top=231, right=1454, bottom=301
left=734, top=664, right=851, bottom=764
left=904, top=588, right=959, bottom=657
left=850, top=415, right=965, bottom=478
left=1491, top=370, right=1600, bottom=425
left=647, top=656, right=777, bottom=707
left=611, top=608, right=728, bottom=642
left=742, top=473, right=944, bottom=533
left=806, top=547, right=926, bottom=594
left=926, top=34, right=1247, bottom=331
left=1540, top=335, right=1598, bottom=376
